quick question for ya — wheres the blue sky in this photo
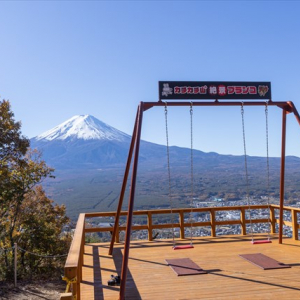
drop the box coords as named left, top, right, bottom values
left=1, top=1, right=300, bottom=157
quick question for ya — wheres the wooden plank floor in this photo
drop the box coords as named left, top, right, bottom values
left=81, top=235, right=300, bottom=299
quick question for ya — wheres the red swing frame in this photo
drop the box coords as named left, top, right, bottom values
left=107, top=94, right=300, bottom=300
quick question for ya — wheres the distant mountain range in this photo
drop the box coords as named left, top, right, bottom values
left=29, top=114, right=272, bottom=170
left=30, top=115, right=300, bottom=219
left=30, top=114, right=209, bottom=170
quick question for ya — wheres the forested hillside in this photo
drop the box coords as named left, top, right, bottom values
left=0, top=100, right=71, bottom=282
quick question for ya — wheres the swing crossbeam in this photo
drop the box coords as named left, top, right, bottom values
left=143, top=100, right=294, bottom=112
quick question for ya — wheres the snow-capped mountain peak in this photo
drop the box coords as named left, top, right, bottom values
left=35, top=115, right=130, bottom=142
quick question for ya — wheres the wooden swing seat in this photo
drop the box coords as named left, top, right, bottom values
left=251, top=240, right=272, bottom=244
left=173, top=245, right=194, bottom=250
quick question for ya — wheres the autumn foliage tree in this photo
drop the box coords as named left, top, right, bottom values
left=0, top=100, right=70, bottom=280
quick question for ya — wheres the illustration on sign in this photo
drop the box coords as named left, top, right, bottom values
left=162, top=83, right=173, bottom=97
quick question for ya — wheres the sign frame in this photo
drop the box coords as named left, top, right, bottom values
left=159, top=81, right=271, bottom=101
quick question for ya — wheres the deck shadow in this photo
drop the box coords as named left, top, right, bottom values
left=112, top=248, right=142, bottom=299
left=103, top=234, right=282, bottom=251
left=209, top=270, right=300, bottom=292
left=92, top=245, right=105, bottom=300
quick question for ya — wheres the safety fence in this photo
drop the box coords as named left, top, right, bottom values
left=0, top=243, right=67, bottom=288
left=61, top=204, right=300, bottom=300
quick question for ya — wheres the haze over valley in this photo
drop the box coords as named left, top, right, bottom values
left=31, top=115, right=300, bottom=220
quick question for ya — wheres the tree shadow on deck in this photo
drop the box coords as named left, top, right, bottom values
left=99, top=234, right=286, bottom=251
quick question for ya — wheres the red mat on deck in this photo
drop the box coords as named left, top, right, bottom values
left=239, top=253, right=290, bottom=270
left=165, top=258, right=207, bottom=276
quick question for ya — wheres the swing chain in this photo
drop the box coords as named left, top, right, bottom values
left=265, top=102, right=270, bottom=192
left=190, top=102, right=194, bottom=245
left=241, top=103, right=254, bottom=240
left=265, top=101, right=271, bottom=240
left=164, top=102, right=175, bottom=246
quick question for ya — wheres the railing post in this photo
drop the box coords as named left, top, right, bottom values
left=240, top=208, right=246, bottom=235
left=270, top=206, right=276, bottom=234
left=115, top=227, right=120, bottom=243
left=148, top=211, right=153, bottom=241
left=78, top=223, right=85, bottom=298
left=179, top=211, right=185, bottom=239
left=210, top=209, right=216, bottom=237
left=292, top=209, right=298, bottom=240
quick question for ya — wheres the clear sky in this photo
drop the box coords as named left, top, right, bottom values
left=1, top=1, right=300, bottom=157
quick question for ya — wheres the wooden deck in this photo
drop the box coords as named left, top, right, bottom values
left=81, top=234, right=300, bottom=299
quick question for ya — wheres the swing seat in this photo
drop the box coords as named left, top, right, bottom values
left=173, top=245, right=194, bottom=250
left=251, top=240, right=272, bottom=244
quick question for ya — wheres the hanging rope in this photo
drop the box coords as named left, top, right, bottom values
left=62, top=275, right=77, bottom=294
left=265, top=101, right=272, bottom=240
left=241, top=103, right=254, bottom=242
left=17, top=246, right=68, bottom=258
left=189, top=102, right=194, bottom=246
left=164, top=102, right=175, bottom=247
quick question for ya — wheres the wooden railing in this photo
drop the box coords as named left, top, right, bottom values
left=60, top=214, right=85, bottom=300
left=60, top=204, right=300, bottom=299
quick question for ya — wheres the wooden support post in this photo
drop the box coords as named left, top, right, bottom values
left=79, top=225, right=85, bottom=286
left=64, top=268, right=77, bottom=300
left=115, top=228, right=120, bottom=243
left=240, top=208, right=246, bottom=235
left=148, top=211, right=153, bottom=241
left=179, top=211, right=185, bottom=239
left=279, top=110, right=287, bottom=244
left=292, top=209, right=298, bottom=240
left=119, top=103, right=144, bottom=300
left=270, top=206, right=276, bottom=234
left=210, top=210, right=216, bottom=237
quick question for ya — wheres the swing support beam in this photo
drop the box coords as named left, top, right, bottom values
left=109, top=100, right=300, bottom=300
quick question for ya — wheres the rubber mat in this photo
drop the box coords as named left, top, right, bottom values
left=239, top=253, right=290, bottom=270
left=165, top=258, right=207, bottom=276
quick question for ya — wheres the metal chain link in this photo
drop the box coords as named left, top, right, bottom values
left=241, top=103, right=254, bottom=241
left=265, top=101, right=272, bottom=240
left=189, top=102, right=194, bottom=245
left=17, top=246, right=67, bottom=258
left=164, top=102, right=175, bottom=246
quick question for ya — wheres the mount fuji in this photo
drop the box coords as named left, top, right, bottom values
left=30, top=115, right=135, bottom=169
left=35, top=115, right=130, bottom=142
left=30, top=114, right=169, bottom=169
